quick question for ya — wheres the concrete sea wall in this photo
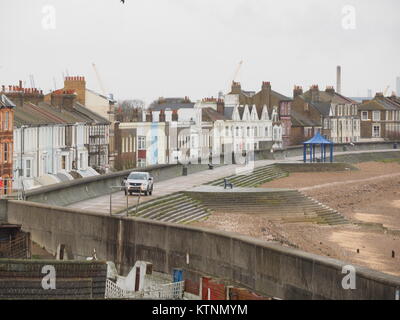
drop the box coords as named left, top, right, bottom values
left=25, top=163, right=213, bottom=207
left=6, top=200, right=400, bottom=300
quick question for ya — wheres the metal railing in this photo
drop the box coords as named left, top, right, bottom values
left=105, top=279, right=185, bottom=300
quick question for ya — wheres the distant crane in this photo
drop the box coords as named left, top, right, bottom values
left=92, top=63, right=107, bottom=96
left=232, top=60, right=243, bottom=83
left=227, top=60, right=243, bottom=92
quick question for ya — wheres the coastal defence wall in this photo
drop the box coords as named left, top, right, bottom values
left=6, top=200, right=400, bottom=300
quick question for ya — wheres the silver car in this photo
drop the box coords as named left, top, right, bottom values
left=123, top=172, right=154, bottom=196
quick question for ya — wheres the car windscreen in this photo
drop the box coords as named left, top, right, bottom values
left=128, top=173, right=147, bottom=180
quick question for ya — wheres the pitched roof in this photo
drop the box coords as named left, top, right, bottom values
left=302, top=90, right=356, bottom=104
left=86, top=88, right=115, bottom=103
left=271, top=90, right=291, bottom=101
left=223, top=107, right=234, bottom=119
left=0, top=95, right=16, bottom=108
left=14, top=103, right=66, bottom=127
left=201, top=107, right=229, bottom=122
left=359, top=96, right=400, bottom=111
left=13, top=100, right=110, bottom=127
left=304, top=132, right=333, bottom=144
left=73, top=102, right=110, bottom=124
left=149, top=103, right=195, bottom=111
left=310, top=102, right=331, bottom=116
left=291, top=109, right=321, bottom=127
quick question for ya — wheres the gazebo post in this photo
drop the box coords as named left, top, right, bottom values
left=312, top=144, right=316, bottom=162
left=323, top=144, right=326, bottom=162
left=320, top=144, right=323, bottom=162
left=303, top=144, right=307, bottom=163
left=310, top=143, right=313, bottom=163
left=330, top=143, right=333, bottom=163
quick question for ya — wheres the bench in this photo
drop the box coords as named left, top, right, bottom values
left=224, top=178, right=234, bottom=189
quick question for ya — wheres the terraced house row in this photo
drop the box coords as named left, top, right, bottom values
left=0, top=81, right=111, bottom=194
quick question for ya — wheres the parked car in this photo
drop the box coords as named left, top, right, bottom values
left=123, top=172, right=154, bottom=196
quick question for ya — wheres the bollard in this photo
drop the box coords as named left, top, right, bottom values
left=392, top=250, right=395, bottom=259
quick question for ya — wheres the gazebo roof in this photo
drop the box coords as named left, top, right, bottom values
left=303, top=132, right=333, bottom=145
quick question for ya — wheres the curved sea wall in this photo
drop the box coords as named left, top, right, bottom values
left=6, top=200, right=400, bottom=300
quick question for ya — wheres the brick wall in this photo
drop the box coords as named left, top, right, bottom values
left=0, top=259, right=107, bottom=299
left=201, top=277, right=226, bottom=300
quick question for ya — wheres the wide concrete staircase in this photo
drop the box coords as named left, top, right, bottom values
left=205, top=164, right=288, bottom=188
left=185, top=190, right=349, bottom=226
left=131, top=193, right=211, bottom=224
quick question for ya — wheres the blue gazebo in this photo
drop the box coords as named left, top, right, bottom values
left=303, top=132, right=334, bottom=163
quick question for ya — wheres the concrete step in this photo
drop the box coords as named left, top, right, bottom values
left=135, top=193, right=184, bottom=212
left=143, top=201, right=198, bottom=220
left=166, top=208, right=208, bottom=223
left=159, top=205, right=205, bottom=222
left=138, top=197, right=193, bottom=218
left=180, top=212, right=210, bottom=224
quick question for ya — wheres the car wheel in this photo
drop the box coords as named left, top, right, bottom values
left=144, top=190, right=148, bottom=196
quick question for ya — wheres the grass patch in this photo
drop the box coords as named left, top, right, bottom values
left=376, top=158, right=400, bottom=163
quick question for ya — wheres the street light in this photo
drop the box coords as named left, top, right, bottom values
left=109, top=184, right=129, bottom=216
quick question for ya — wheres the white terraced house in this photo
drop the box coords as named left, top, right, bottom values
left=144, top=97, right=283, bottom=164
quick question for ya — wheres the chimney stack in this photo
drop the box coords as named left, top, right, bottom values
left=325, top=86, right=335, bottom=95
left=337, top=66, right=342, bottom=94
left=310, top=85, right=320, bottom=103
left=293, top=86, right=303, bottom=98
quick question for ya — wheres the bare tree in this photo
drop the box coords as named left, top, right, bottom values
left=116, top=99, right=146, bottom=122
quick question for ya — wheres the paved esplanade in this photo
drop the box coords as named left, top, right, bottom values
left=67, top=149, right=397, bottom=215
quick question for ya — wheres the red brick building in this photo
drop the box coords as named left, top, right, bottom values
left=0, top=95, right=15, bottom=195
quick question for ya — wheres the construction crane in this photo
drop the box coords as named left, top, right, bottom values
left=226, top=60, right=243, bottom=93
left=232, top=60, right=243, bottom=84
left=92, top=63, right=107, bottom=96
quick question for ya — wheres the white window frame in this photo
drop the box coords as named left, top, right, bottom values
left=372, top=125, right=380, bottom=138
left=372, top=111, right=381, bottom=121
left=25, top=159, right=32, bottom=178
left=138, top=136, right=146, bottom=150
left=361, top=111, right=369, bottom=121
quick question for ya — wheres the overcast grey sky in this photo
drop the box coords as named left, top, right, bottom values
left=0, top=0, right=399, bottom=104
